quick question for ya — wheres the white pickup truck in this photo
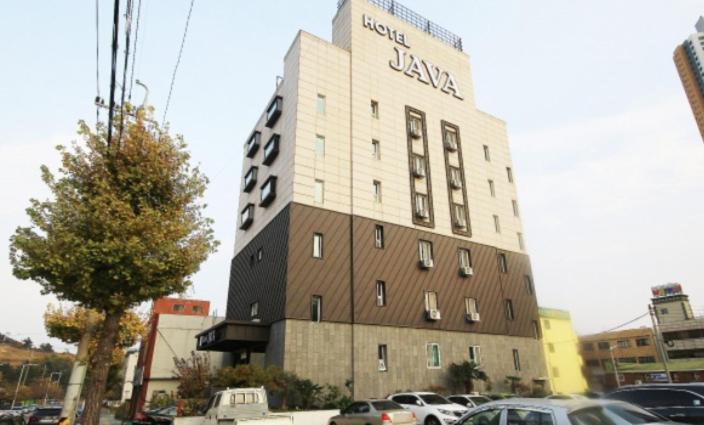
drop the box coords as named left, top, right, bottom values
left=178, top=387, right=292, bottom=425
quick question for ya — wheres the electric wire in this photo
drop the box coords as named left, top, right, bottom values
left=128, top=0, right=143, bottom=102
left=118, top=0, right=134, bottom=146
left=162, top=0, right=196, bottom=126
left=599, top=312, right=650, bottom=334
left=95, top=0, right=101, bottom=125
left=106, top=0, right=121, bottom=150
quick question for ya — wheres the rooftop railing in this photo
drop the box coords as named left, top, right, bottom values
left=338, top=0, right=463, bottom=51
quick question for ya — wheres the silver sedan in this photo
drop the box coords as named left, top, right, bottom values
left=329, top=399, right=416, bottom=425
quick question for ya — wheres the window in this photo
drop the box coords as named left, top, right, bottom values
left=617, top=339, right=630, bottom=349
left=512, top=349, right=521, bottom=371
left=412, top=154, right=426, bottom=177
left=373, top=180, right=382, bottom=203
left=250, top=301, right=259, bottom=318
left=469, top=345, right=481, bottom=364
left=426, top=343, right=441, bottom=368
left=444, top=129, right=458, bottom=151
left=374, top=225, right=384, bottom=248
left=582, top=342, right=594, bottom=352
left=483, top=144, right=491, bottom=161
left=505, top=299, right=515, bottom=321
left=458, top=248, right=472, bottom=271
left=548, top=343, right=555, bottom=353
left=638, top=356, right=656, bottom=363
left=173, top=304, right=185, bottom=312
left=265, top=96, right=282, bottom=128
left=310, top=295, right=322, bottom=322
left=414, top=193, right=429, bottom=218
left=424, top=291, right=438, bottom=312
left=314, top=179, right=324, bottom=204
left=660, top=308, right=669, bottom=315
left=636, top=337, right=651, bottom=347
left=493, top=214, right=501, bottom=233
left=497, top=253, right=508, bottom=273
left=532, top=321, right=541, bottom=339
left=543, top=319, right=551, bottom=330
left=263, top=134, right=280, bottom=165
left=376, top=281, right=386, bottom=307
left=192, top=305, right=203, bottom=314
left=372, top=139, right=380, bottom=159
left=371, top=100, right=379, bottom=118
left=507, top=410, right=554, bottom=425
left=488, top=179, right=495, bottom=197
left=418, top=240, right=433, bottom=268
left=585, top=359, right=600, bottom=367
left=240, top=203, right=254, bottom=230
left=598, top=341, right=610, bottom=350
left=243, top=166, right=258, bottom=192
left=313, top=233, right=323, bottom=258
left=315, top=134, right=325, bottom=157
left=378, top=344, right=388, bottom=371
left=409, top=116, right=422, bottom=138
left=316, top=94, right=326, bottom=114
left=259, top=176, right=277, bottom=207
left=453, top=204, right=467, bottom=229
left=245, top=131, right=261, bottom=158
left=552, top=366, right=560, bottom=378
left=524, top=275, right=533, bottom=294
left=507, top=167, right=513, bottom=183
left=449, top=166, right=462, bottom=189
left=257, top=248, right=263, bottom=262
left=619, top=357, right=637, bottom=364
left=461, top=409, right=502, bottom=425
left=517, top=233, right=525, bottom=250
left=465, top=298, right=478, bottom=315
left=512, top=200, right=520, bottom=217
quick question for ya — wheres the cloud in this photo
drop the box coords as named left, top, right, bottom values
left=512, top=96, right=704, bottom=334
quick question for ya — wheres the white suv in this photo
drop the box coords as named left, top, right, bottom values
left=389, top=392, right=468, bottom=425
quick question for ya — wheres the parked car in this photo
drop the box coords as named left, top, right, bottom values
left=545, top=395, right=588, bottom=401
left=0, top=411, right=24, bottom=425
left=454, top=398, right=672, bottom=425
left=133, top=406, right=178, bottom=425
left=448, top=395, right=493, bottom=410
left=328, top=399, right=415, bottom=425
left=388, top=392, right=468, bottom=425
left=27, top=408, right=62, bottom=425
left=604, top=384, right=704, bottom=424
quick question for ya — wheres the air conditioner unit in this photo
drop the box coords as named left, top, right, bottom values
left=460, top=266, right=473, bottom=277
left=378, top=359, right=387, bottom=371
left=450, top=177, right=462, bottom=189
left=415, top=207, right=429, bottom=219
left=454, top=218, right=467, bottom=229
left=410, top=121, right=422, bottom=139
left=419, top=258, right=434, bottom=269
left=426, top=309, right=441, bottom=321
left=412, top=160, right=426, bottom=178
left=444, top=138, right=458, bottom=152
left=466, top=312, right=481, bottom=323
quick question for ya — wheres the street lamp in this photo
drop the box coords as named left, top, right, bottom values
left=609, top=345, right=620, bottom=389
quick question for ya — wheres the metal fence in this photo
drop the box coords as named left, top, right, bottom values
left=338, top=0, right=463, bottom=51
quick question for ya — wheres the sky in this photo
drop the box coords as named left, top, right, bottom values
left=1, top=1, right=703, bottom=353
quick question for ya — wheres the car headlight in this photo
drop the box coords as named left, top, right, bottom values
left=438, top=409, right=454, bottom=416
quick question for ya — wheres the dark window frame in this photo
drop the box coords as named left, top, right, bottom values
left=259, top=176, right=277, bottom=207
left=263, top=134, right=280, bottom=165
left=243, top=166, right=258, bottom=192
left=245, top=131, right=261, bottom=158
left=239, top=203, right=255, bottom=230
left=265, top=96, right=283, bottom=128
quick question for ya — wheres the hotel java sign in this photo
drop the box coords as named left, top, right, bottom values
left=363, top=14, right=464, bottom=100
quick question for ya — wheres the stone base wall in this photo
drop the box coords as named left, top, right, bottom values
left=276, top=319, right=546, bottom=398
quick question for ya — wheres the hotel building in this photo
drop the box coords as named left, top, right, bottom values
left=674, top=16, right=704, bottom=143
left=198, top=0, right=546, bottom=397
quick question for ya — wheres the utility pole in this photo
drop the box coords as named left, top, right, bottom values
left=61, top=312, right=99, bottom=425
left=608, top=346, right=620, bottom=389
left=649, top=303, right=673, bottom=383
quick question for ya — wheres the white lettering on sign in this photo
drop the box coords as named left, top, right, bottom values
left=363, top=14, right=463, bottom=100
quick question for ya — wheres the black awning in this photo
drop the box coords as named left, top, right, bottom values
left=195, top=319, right=270, bottom=352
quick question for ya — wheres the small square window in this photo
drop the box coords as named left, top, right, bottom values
left=316, top=94, right=326, bottom=114
left=469, top=345, right=481, bottom=364
left=263, top=134, right=280, bottom=165
left=374, top=225, right=384, bottom=249
left=192, top=305, right=204, bottom=314
left=314, top=179, right=324, bottom=204
left=488, top=179, right=495, bottom=197
left=265, top=96, right=283, bottom=128
left=371, top=100, right=379, bottom=118
left=372, top=139, right=381, bottom=159
left=243, top=167, right=258, bottom=193
left=426, top=343, right=441, bottom=369
left=493, top=214, right=501, bottom=233
left=173, top=304, right=185, bottom=312
left=310, top=295, right=322, bottom=322
left=259, top=176, right=277, bottom=207
left=483, top=145, right=491, bottom=161
left=378, top=344, right=388, bottom=371
left=315, top=135, right=325, bottom=158
left=376, top=281, right=386, bottom=307
left=373, top=180, right=382, bottom=203
left=313, top=233, right=323, bottom=259
left=548, top=343, right=555, bottom=353
left=245, top=131, right=261, bottom=158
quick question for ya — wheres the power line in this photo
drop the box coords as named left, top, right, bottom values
left=128, top=0, right=143, bottom=102
left=600, top=312, right=650, bottom=334
left=118, top=0, right=134, bottom=146
left=162, top=0, right=196, bottom=126
left=94, top=0, right=101, bottom=125
left=106, top=0, right=121, bottom=151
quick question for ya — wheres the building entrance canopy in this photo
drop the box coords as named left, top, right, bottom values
left=195, top=320, right=269, bottom=352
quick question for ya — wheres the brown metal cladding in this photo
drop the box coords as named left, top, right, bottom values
left=285, top=203, right=352, bottom=323
left=406, top=106, right=434, bottom=228
left=674, top=44, right=704, bottom=142
left=440, top=120, right=471, bottom=237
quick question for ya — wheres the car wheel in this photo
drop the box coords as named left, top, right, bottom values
left=425, top=416, right=441, bottom=425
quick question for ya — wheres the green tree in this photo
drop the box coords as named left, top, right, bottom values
left=38, top=343, right=54, bottom=353
left=22, top=337, right=33, bottom=349
left=447, top=361, right=488, bottom=393
left=9, top=107, right=218, bottom=425
left=174, top=351, right=211, bottom=399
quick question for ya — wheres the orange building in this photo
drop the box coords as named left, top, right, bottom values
left=673, top=17, right=704, bottom=143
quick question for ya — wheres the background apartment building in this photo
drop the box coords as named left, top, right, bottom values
left=674, top=16, right=704, bottom=143
left=539, top=308, right=587, bottom=395
left=198, top=0, right=546, bottom=398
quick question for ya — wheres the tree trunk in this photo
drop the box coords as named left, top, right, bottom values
left=465, top=379, right=474, bottom=394
left=82, top=310, right=123, bottom=425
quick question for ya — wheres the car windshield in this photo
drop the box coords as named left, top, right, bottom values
left=372, top=401, right=403, bottom=411
left=569, top=404, right=662, bottom=425
left=420, top=394, right=451, bottom=405
left=470, top=397, right=490, bottom=405
left=36, top=409, right=61, bottom=416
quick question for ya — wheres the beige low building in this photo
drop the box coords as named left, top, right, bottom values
left=199, top=0, right=547, bottom=398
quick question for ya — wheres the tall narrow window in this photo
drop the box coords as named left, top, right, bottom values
left=507, top=167, right=514, bottom=183
left=315, top=134, right=325, bottom=158
left=311, top=295, right=322, bottom=322
left=517, top=232, right=525, bottom=250
left=250, top=302, right=259, bottom=318
left=376, top=281, right=386, bottom=307
left=465, top=298, right=478, bottom=315
left=458, top=249, right=472, bottom=277
left=415, top=193, right=429, bottom=219
left=497, top=253, right=508, bottom=273
left=505, top=299, right=515, bottom=321
left=372, top=139, right=381, bottom=159
left=378, top=344, right=388, bottom=371
left=469, top=345, right=481, bottom=364
left=418, top=240, right=433, bottom=268
left=426, top=343, right=441, bottom=369
left=513, top=349, right=521, bottom=371
left=371, top=100, right=379, bottom=118
left=373, top=180, right=382, bottom=203
left=453, top=204, right=467, bottom=229
left=483, top=145, right=491, bottom=161
left=316, top=94, right=326, bottom=114
left=444, top=129, right=458, bottom=151
left=488, top=179, right=495, bottom=197
left=493, top=214, right=501, bottom=233
left=314, top=179, right=324, bottom=204
left=524, top=275, right=534, bottom=294
left=533, top=321, right=541, bottom=339
left=424, top=291, right=438, bottom=312
left=374, top=225, right=384, bottom=249
left=313, top=233, right=323, bottom=259
left=409, top=116, right=422, bottom=139
left=512, top=200, right=520, bottom=217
